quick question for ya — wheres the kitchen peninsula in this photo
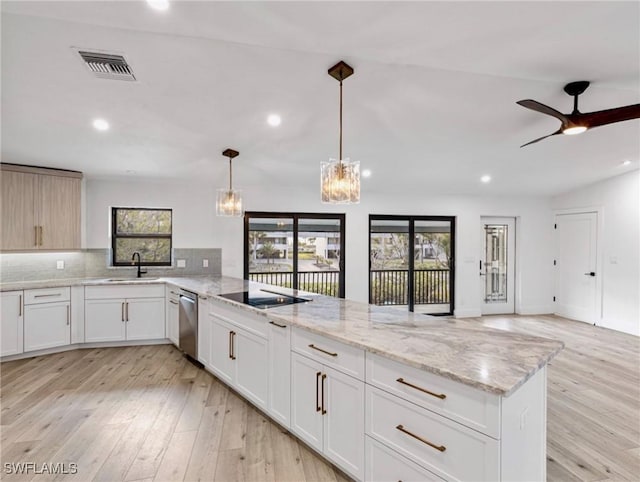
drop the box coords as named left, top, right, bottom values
left=1, top=276, right=564, bottom=481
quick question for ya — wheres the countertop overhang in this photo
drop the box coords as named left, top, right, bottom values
left=1, top=275, right=564, bottom=396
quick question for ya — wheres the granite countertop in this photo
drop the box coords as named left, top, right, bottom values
left=1, top=275, right=564, bottom=396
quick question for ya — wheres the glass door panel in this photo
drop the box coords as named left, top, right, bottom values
left=483, top=225, right=508, bottom=302
left=247, top=217, right=294, bottom=288
left=297, top=218, right=342, bottom=297
left=369, top=219, right=410, bottom=306
left=414, top=220, right=452, bottom=314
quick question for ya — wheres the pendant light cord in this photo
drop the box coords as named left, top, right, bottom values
left=228, top=157, right=232, bottom=191
left=339, top=79, right=343, bottom=162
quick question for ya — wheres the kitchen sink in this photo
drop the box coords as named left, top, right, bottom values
left=104, top=278, right=160, bottom=282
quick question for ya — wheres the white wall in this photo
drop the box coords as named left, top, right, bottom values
left=552, top=170, right=640, bottom=336
left=86, top=177, right=555, bottom=318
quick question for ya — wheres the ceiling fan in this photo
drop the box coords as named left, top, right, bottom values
left=517, top=81, right=640, bottom=147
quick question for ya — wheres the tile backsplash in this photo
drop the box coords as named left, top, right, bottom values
left=0, top=248, right=222, bottom=283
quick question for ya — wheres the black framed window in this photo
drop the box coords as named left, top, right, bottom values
left=244, top=212, right=346, bottom=298
left=369, top=215, right=455, bottom=315
left=111, top=207, right=172, bottom=266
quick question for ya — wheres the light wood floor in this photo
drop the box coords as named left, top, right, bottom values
left=0, top=315, right=638, bottom=481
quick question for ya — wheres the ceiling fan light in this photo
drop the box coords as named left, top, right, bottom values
left=562, top=125, right=588, bottom=135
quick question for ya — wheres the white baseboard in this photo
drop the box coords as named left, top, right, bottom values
left=517, top=305, right=553, bottom=315
left=454, top=308, right=482, bottom=318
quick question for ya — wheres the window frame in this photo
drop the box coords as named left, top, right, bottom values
left=243, top=211, right=346, bottom=298
left=111, top=207, right=173, bottom=267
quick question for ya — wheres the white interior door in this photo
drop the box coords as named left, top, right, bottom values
left=481, top=218, right=515, bottom=315
left=554, top=212, right=598, bottom=323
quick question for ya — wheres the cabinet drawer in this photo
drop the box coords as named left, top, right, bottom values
left=24, top=287, right=70, bottom=305
left=166, top=284, right=180, bottom=302
left=210, top=298, right=268, bottom=338
left=366, top=353, right=500, bottom=438
left=85, top=284, right=164, bottom=300
left=366, top=386, right=499, bottom=482
left=365, top=436, right=444, bottom=482
left=292, top=327, right=364, bottom=380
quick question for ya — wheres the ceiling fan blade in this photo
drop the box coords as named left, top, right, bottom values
left=520, top=129, right=562, bottom=148
left=578, top=104, right=640, bottom=129
left=517, top=99, right=568, bottom=123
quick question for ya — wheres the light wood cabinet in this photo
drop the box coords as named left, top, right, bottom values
left=0, top=164, right=82, bottom=251
left=1, top=291, right=24, bottom=357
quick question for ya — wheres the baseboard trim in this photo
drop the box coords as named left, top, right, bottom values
left=454, top=308, right=482, bottom=318
left=517, top=305, right=553, bottom=315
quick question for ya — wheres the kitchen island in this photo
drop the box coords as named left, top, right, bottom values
left=1, top=275, right=563, bottom=481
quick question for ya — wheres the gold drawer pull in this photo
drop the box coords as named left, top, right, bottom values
left=308, top=344, right=337, bottom=357
left=169, top=300, right=178, bottom=305
left=396, top=378, right=446, bottom=400
left=34, top=293, right=62, bottom=298
left=396, top=424, right=446, bottom=452
left=269, top=321, right=287, bottom=329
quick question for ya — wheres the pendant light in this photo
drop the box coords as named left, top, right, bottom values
left=216, top=148, right=243, bottom=217
left=321, top=61, right=360, bottom=204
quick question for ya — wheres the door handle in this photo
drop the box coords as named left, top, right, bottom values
left=316, top=371, right=321, bottom=412
left=321, top=374, right=327, bottom=415
left=584, top=272, right=596, bottom=277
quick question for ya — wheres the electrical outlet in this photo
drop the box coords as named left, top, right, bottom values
left=202, top=259, right=209, bottom=268
left=176, top=259, right=186, bottom=268
left=56, top=260, right=64, bottom=270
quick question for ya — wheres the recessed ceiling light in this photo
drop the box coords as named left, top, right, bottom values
left=622, top=160, right=632, bottom=166
left=362, top=169, right=372, bottom=178
left=267, top=114, right=281, bottom=127
left=146, top=0, right=169, bottom=11
left=92, top=118, right=110, bottom=131
left=480, top=175, right=491, bottom=183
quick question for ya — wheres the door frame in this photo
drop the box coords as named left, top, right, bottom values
left=553, top=207, right=604, bottom=325
left=480, top=217, right=516, bottom=315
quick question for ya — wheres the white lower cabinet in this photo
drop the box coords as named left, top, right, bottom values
left=209, top=311, right=269, bottom=410
left=1, top=291, right=24, bottom=357
left=166, top=285, right=179, bottom=346
left=23, top=287, right=71, bottom=353
left=84, top=285, right=165, bottom=343
left=291, top=351, right=365, bottom=480
left=197, top=297, right=210, bottom=366
left=268, top=320, right=291, bottom=427
left=365, top=436, right=444, bottom=482
left=24, top=301, right=70, bottom=352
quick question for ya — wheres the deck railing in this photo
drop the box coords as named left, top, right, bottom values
left=370, top=269, right=450, bottom=305
left=248, top=271, right=340, bottom=297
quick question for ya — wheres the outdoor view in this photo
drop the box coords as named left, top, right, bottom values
left=370, top=218, right=452, bottom=314
left=112, top=208, right=172, bottom=265
left=247, top=216, right=342, bottom=297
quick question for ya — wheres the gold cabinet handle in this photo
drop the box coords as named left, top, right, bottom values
left=321, top=374, right=327, bottom=415
left=396, top=378, right=446, bottom=400
left=269, top=320, right=287, bottom=329
left=229, top=331, right=236, bottom=360
left=396, top=424, right=446, bottom=452
left=169, top=300, right=178, bottom=305
left=39, top=226, right=43, bottom=246
left=18, top=295, right=22, bottom=317
left=34, top=226, right=38, bottom=247
left=66, top=305, right=70, bottom=325
left=308, top=344, right=338, bottom=357
left=125, top=302, right=129, bottom=322
left=34, top=293, right=61, bottom=298
left=121, top=302, right=125, bottom=322
left=316, top=371, right=322, bottom=412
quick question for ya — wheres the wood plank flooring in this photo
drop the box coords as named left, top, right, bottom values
left=1, top=314, right=638, bottom=481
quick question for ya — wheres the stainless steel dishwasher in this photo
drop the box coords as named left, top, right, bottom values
left=178, top=289, right=198, bottom=360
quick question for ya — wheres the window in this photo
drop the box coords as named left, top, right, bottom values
left=369, top=215, right=455, bottom=315
left=111, top=207, right=172, bottom=266
left=244, top=212, right=345, bottom=298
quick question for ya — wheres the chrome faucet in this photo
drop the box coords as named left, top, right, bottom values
left=131, top=252, right=147, bottom=278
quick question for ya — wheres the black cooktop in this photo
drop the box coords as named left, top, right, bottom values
left=218, top=289, right=311, bottom=309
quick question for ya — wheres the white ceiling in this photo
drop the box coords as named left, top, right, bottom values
left=2, top=1, right=639, bottom=196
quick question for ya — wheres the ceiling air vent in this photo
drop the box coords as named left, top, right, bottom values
left=78, top=51, right=136, bottom=81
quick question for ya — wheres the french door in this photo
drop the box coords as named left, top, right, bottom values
left=480, top=217, right=515, bottom=315
left=369, top=215, right=455, bottom=315
left=244, top=212, right=345, bottom=298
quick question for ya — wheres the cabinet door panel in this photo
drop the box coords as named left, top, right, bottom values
left=290, top=352, right=323, bottom=451
left=235, top=329, right=268, bottom=410
left=268, top=322, right=291, bottom=427
left=37, top=175, right=81, bottom=250
left=24, top=302, right=70, bottom=352
left=125, top=298, right=165, bottom=340
left=323, top=366, right=365, bottom=480
left=167, top=298, right=179, bottom=346
left=85, top=299, right=126, bottom=342
left=197, top=298, right=210, bottom=367
left=1, top=171, right=37, bottom=250
left=1, top=291, right=24, bottom=356
left=210, top=314, right=234, bottom=384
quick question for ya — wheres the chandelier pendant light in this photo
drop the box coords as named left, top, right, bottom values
left=321, top=61, right=360, bottom=204
left=216, top=148, right=243, bottom=217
